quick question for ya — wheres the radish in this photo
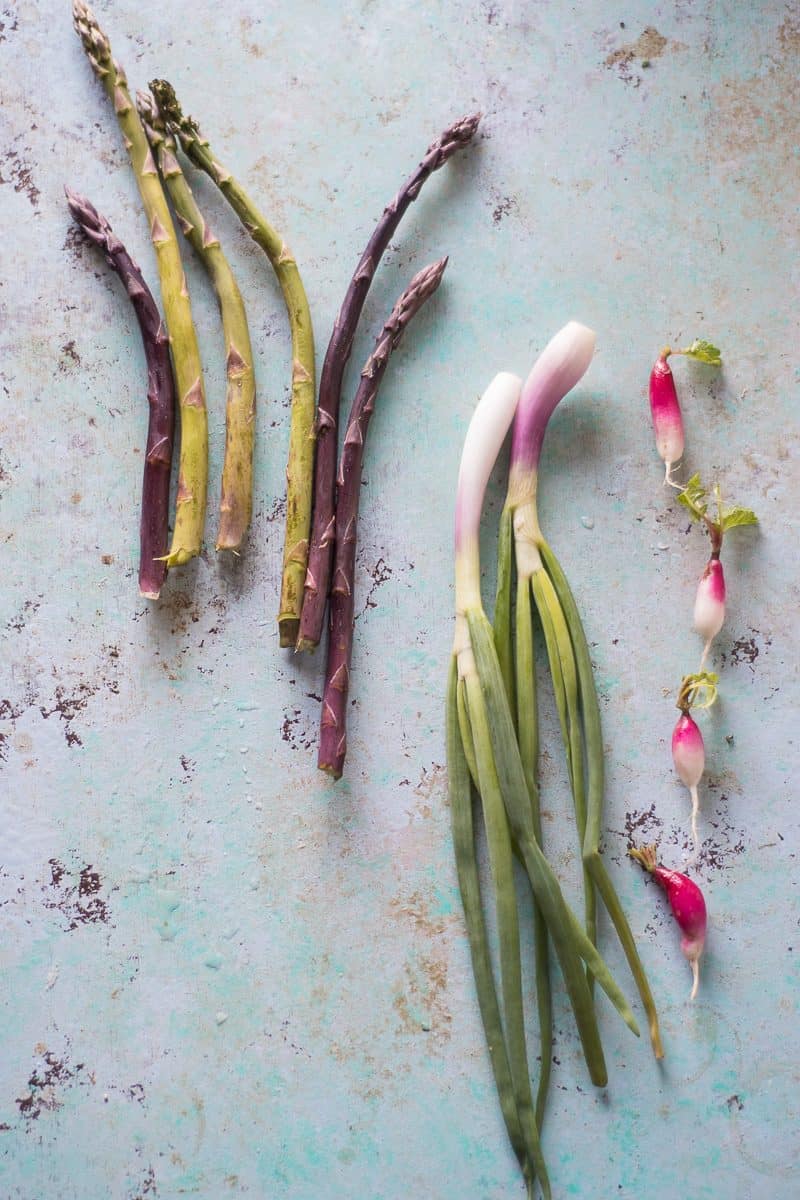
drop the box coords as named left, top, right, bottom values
left=694, top=557, right=726, bottom=665
left=672, top=713, right=705, bottom=852
left=672, top=671, right=718, bottom=853
left=649, top=350, right=684, bottom=486
left=629, top=844, right=707, bottom=1001
left=678, top=473, right=758, bottom=665
left=648, top=339, right=721, bottom=486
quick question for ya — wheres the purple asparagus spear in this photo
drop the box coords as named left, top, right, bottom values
left=318, top=257, right=448, bottom=778
left=297, top=112, right=481, bottom=651
left=65, top=189, right=175, bottom=599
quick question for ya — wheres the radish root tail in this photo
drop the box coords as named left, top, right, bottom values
left=699, top=637, right=713, bottom=670
left=690, top=785, right=700, bottom=856
left=690, top=958, right=700, bottom=1001
left=664, top=461, right=683, bottom=489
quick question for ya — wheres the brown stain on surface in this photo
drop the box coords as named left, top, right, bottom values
left=393, top=952, right=452, bottom=1043
left=44, top=858, right=113, bottom=929
left=0, top=147, right=40, bottom=208
left=389, top=889, right=446, bottom=938
left=14, top=1044, right=86, bottom=1122
left=707, top=19, right=799, bottom=206
left=604, top=26, right=671, bottom=82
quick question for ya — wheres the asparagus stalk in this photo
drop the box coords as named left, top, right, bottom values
left=318, top=258, right=447, bottom=779
left=150, top=78, right=315, bottom=645
left=298, top=111, right=482, bottom=652
left=65, top=190, right=174, bottom=599
left=72, top=2, right=207, bottom=567
left=137, top=90, right=256, bottom=553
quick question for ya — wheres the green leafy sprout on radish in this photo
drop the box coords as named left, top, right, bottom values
left=677, top=472, right=758, bottom=667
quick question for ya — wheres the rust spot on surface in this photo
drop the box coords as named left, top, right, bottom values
left=355, top=556, right=393, bottom=622
left=491, top=194, right=518, bottom=225
left=0, top=146, right=40, bottom=208
left=604, top=26, right=670, bottom=84
left=58, top=340, right=81, bottom=372
left=280, top=706, right=314, bottom=751
left=777, top=14, right=800, bottom=55
left=0, top=9, right=20, bottom=42
left=14, top=1044, right=87, bottom=1122
left=44, top=858, right=112, bottom=929
left=393, top=953, right=452, bottom=1043
left=6, top=597, right=41, bottom=632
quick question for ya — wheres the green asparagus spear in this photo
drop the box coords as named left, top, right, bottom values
left=151, top=78, right=315, bottom=645
left=137, top=90, right=256, bottom=554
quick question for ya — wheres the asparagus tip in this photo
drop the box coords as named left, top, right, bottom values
left=135, top=87, right=160, bottom=129
left=429, top=111, right=482, bottom=160
left=72, top=0, right=111, bottom=74
left=150, top=78, right=187, bottom=131
left=64, top=187, right=116, bottom=253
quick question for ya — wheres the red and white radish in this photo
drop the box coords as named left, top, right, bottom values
left=630, top=844, right=707, bottom=1000
left=678, top=473, right=758, bottom=666
left=648, top=340, right=721, bottom=486
left=648, top=351, right=684, bottom=486
left=673, top=672, right=718, bottom=854
left=694, top=556, right=726, bottom=667
left=672, top=712, right=705, bottom=850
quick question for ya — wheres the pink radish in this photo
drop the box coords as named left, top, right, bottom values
left=673, top=672, right=718, bottom=853
left=630, top=844, right=707, bottom=1000
left=672, top=712, right=705, bottom=851
left=648, top=340, right=721, bottom=486
left=694, top=556, right=726, bottom=667
left=649, top=351, right=684, bottom=486
left=678, top=473, right=758, bottom=666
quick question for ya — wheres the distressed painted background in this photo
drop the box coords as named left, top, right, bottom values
left=1, top=1, right=798, bottom=1197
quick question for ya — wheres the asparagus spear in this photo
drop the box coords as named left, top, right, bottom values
left=150, top=78, right=315, bottom=645
left=318, top=258, right=447, bottom=779
left=65, top=190, right=174, bottom=599
left=298, top=112, right=482, bottom=652
left=72, top=2, right=207, bottom=567
left=137, top=90, right=256, bottom=554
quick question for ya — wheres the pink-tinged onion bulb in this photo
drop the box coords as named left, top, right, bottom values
left=694, top=557, right=726, bottom=664
left=509, top=321, right=596, bottom=485
left=630, top=845, right=707, bottom=1000
left=649, top=353, right=684, bottom=483
left=672, top=711, right=705, bottom=852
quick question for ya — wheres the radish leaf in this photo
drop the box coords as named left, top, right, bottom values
left=681, top=339, right=722, bottom=366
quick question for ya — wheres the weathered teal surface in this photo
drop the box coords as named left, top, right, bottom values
left=1, top=1, right=798, bottom=1197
